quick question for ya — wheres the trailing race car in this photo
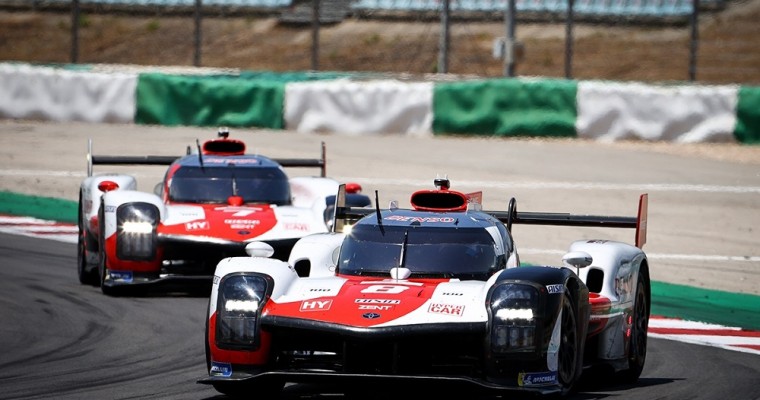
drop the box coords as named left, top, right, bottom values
left=77, top=128, right=371, bottom=295
left=199, top=178, right=650, bottom=397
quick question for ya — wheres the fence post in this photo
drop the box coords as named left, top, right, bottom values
left=565, top=0, right=574, bottom=79
left=311, top=0, right=320, bottom=71
left=503, top=0, right=516, bottom=77
left=438, top=0, right=450, bottom=74
left=689, top=0, right=699, bottom=82
left=71, top=0, right=79, bottom=64
left=194, top=0, right=202, bottom=67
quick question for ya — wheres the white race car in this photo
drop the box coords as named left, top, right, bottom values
left=77, top=128, right=370, bottom=295
left=199, top=178, right=650, bottom=397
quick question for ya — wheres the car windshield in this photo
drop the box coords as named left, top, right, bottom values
left=338, top=224, right=499, bottom=279
left=168, top=166, right=290, bottom=205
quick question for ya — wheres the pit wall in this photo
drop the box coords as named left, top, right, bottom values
left=2, top=62, right=758, bottom=143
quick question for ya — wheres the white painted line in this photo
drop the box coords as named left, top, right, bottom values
left=2, top=171, right=760, bottom=193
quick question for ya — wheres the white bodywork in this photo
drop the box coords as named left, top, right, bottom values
left=80, top=174, right=342, bottom=239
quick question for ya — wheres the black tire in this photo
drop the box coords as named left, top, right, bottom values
left=77, top=192, right=97, bottom=285
left=97, top=205, right=116, bottom=296
left=212, top=381, right=284, bottom=399
left=618, top=271, right=649, bottom=383
left=205, top=299, right=212, bottom=373
left=557, top=291, right=580, bottom=394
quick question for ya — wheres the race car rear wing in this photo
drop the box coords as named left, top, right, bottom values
left=86, top=139, right=328, bottom=177
left=332, top=184, right=648, bottom=249
left=488, top=194, right=648, bottom=249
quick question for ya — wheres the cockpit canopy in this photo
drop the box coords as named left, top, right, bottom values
left=337, top=222, right=506, bottom=280
left=168, top=165, right=291, bottom=205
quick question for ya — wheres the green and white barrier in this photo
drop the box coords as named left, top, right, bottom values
left=284, top=79, right=434, bottom=136
left=1, top=62, right=758, bottom=143
left=0, top=63, right=137, bottom=123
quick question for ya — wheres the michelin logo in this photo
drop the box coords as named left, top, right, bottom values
left=210, top=362, right=232, bottom=377
left=518, top=371, right=558, bottom=387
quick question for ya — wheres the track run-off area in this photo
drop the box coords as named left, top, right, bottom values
left=1, top=120, right=759, bottom=398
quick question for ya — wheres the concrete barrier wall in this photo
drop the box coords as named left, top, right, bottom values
left=1, top=62, right=758, bottom=143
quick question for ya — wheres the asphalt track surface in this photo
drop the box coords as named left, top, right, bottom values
left=1, top=121, right=760, bottom=399
left=2, top=232, right=760, bottom=399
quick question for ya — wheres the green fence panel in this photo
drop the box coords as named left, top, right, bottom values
left=432, top=78, right=578, bottom=137
left=734, top=85, right=760, bottom=144
left=651, top=281, right=760, bottom=331
left=0, top=191, right=77, bottom=224
left=135, top=73, right=287, bottom=128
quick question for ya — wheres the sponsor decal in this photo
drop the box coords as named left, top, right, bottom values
left=283, top=222, right=310, bottom=231
left=428, top=303, right=465, bottom=316
left=518, top=371, right=558, bottom=387
left=104, top=205, right=116, bottom=213
left=185, top=221, right=210, bottom=231
left=358, top=305, right=394, bottom=311
left=224, top=219, right=261, bottom=230
left=355, top=299, right=401, bottom=304
left=384, top=215, right=456, bottom=223
left=109, top=271, right=133, bottom=283
left=210, top=362, right=233, bottom=377
left=546, top=284, right=564, bottom=294
left=362, top=312, right=381, bottom=319
left=300, top=299, right=332, bottom=311
left=204, top=157, right=260, bottom=165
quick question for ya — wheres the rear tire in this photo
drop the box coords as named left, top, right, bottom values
left=618, top=270, right=649, bottom=382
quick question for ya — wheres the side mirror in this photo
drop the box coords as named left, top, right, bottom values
left=562, top=251, right=592, bottom=275
left=153, top=182, right=163, bottom=196
left=245, top=242, right=275, bottom=258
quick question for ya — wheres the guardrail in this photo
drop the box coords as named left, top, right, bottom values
left=4, top=0, right=724, bottom=16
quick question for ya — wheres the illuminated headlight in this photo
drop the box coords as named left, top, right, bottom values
left=122, top=221, right=154, bottom=234
left=489, top=283, right=540, bottom=353
left=116, top=203, right=159, bottom=260
left=216, top=274, right=269, bottom=349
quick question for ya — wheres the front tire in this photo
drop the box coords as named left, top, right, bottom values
left=97, top=205, right=116, bottom=296
left=77, top=192, right=97, bottom=285
left=212, top=381, right=284, bottom=399
left=557, top=291, right=580, bottom=395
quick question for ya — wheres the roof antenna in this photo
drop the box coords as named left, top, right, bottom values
left=398, top=230, right=408, bottom=269
left=196, top=139, right=204, bottom=171
left=375, top=190, right=384, bottom=235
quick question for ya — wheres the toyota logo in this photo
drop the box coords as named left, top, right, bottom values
left=362, top=312, right=381, bottom=319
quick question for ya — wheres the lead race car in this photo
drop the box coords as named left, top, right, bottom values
left=77, top=128, right=371, bottom=295
left=199, top=178, right=650, bottom=397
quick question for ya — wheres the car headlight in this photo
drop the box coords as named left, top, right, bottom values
left=489, top=283, right=540, bottom=353
left=116, top=202, right=159, bottom=260
left=215, top=274, right=270, bottom=349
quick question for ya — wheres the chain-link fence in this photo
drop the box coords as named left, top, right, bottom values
left=1, top=0, right=757, bottom=85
